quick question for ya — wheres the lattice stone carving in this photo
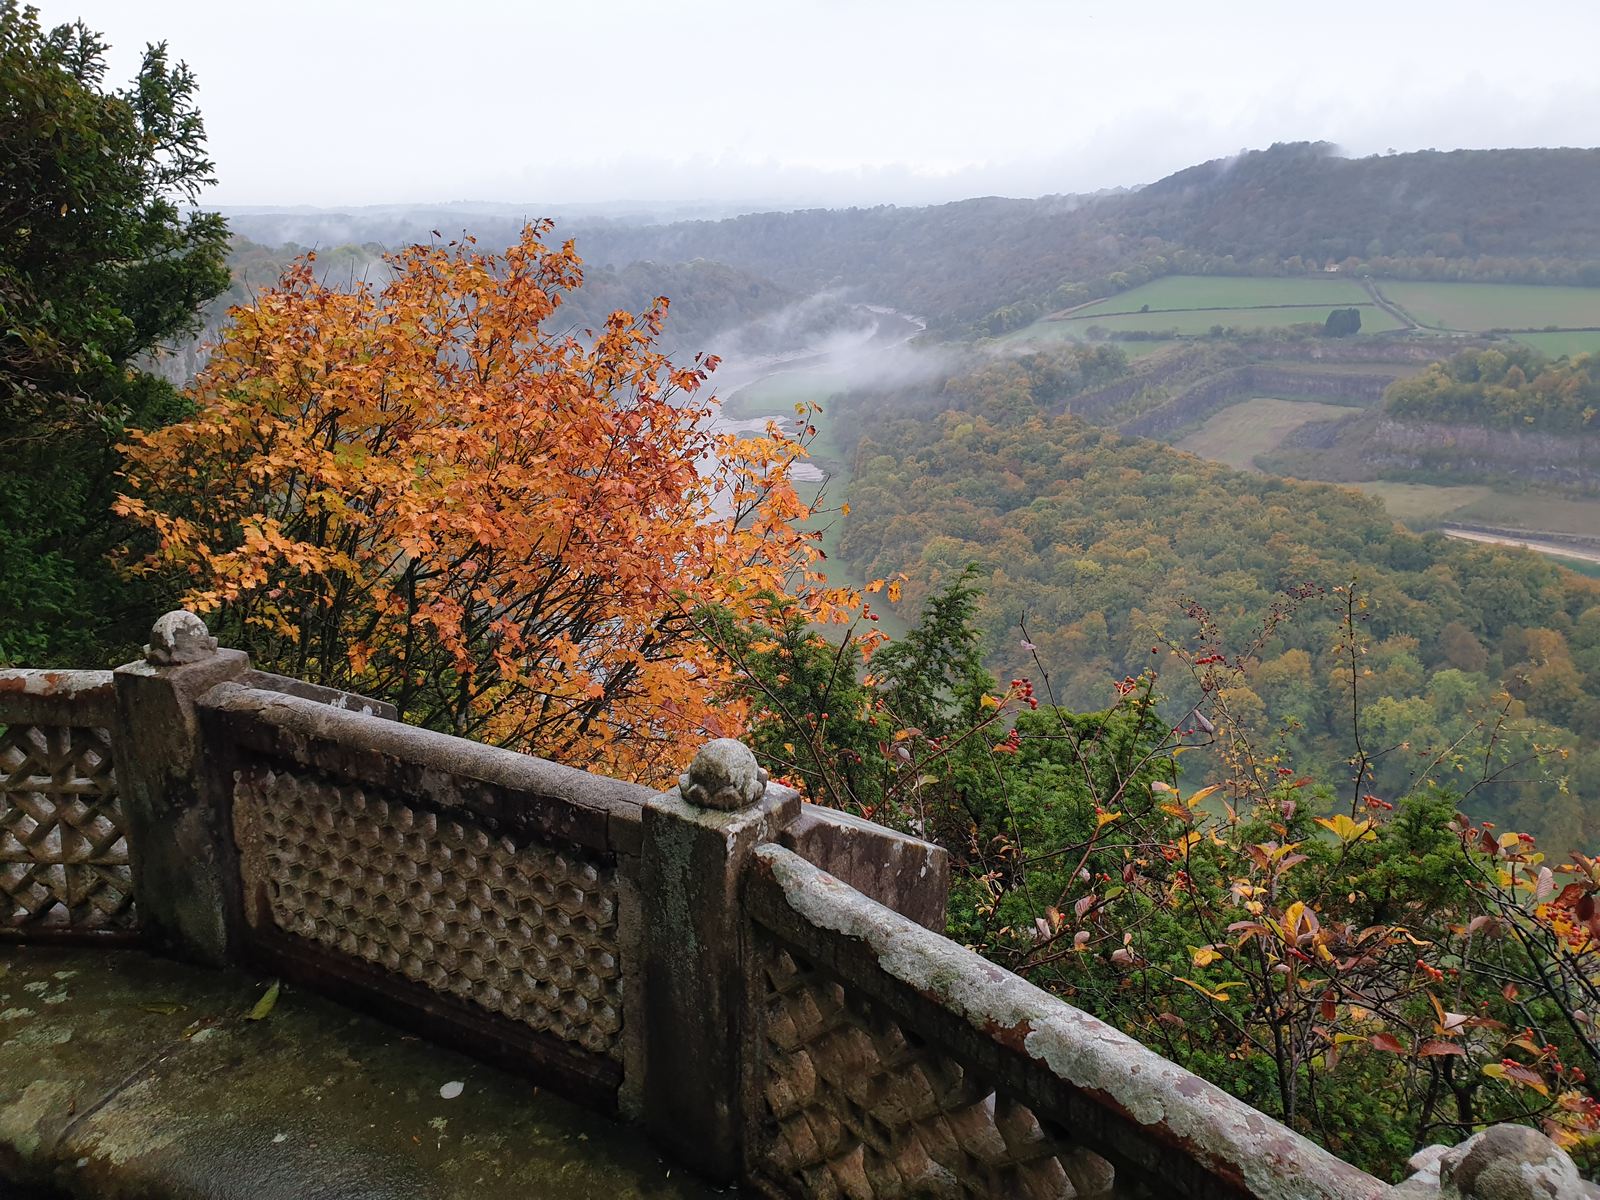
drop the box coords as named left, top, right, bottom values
left=759, top=938, right=1115, bottom=1199
left=237, top=766, right=624, bottom=1058
left=0, top=722, right=132, bottom=930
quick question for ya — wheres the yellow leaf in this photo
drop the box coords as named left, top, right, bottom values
left=1314, top=814, right=1377, bottom=844
left=1285, top=900, right=1307, bottom=933
left=247, top=980, right=280, bottom=1021
left=1175, top=977, right=1244, bottom=1003
left=1096, top=810, right=1122, bottom=829
left=1190, top=945, right=1221, bottom=968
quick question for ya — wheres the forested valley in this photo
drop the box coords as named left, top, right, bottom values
left=10, top=0, right=1600, bottom=1179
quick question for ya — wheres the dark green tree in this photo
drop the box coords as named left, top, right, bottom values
left=1323, top=307, right=1362, bottom=337
left=0, top=1, right=228, bottom=663
left=872, top=564, right=994, bottom=739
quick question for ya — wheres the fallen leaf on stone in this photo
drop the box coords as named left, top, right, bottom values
left=439, top=1080, right=464, bottom=1100
left=247, top=980, right=280, bottom=1021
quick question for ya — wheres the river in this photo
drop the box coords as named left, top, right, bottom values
left=701, top=304, right=926, bottom=511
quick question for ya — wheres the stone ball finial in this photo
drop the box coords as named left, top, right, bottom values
left=1438, top=1124, right=1592, bottom=1199
left=679, top=739, right=769, bottom=811
left=144, top=610, right=219, bottom=666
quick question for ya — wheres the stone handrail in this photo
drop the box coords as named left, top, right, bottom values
left=2, top=615, right=1593, bottom=1198
left=746, top=841, right=1387, bottom=1200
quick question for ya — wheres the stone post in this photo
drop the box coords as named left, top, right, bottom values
left=1393, top=1124, right=1599, bottom=1198
left=639, top=738, right=799, bottom=1182
left=112, top=611, right=249, bottom=965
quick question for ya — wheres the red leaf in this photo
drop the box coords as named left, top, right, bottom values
left=1553, top=882, right=1588, bottom=908
left=1417, top=1040, right=1465, bottom=1057
left=1370, top=1033, right=1407, bottom=1054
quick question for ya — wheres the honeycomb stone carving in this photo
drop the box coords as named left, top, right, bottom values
left=759, top=937, right=1114, bottom=1199
left=0, top=722, right=132, bottom=930
left=236, top=765, right=623, bottom=1058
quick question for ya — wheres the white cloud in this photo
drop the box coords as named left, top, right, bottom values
left=35, top=0, right=1600, bottom=207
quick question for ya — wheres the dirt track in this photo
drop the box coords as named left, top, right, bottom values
left=1440, top=526, right=1600, bottom=565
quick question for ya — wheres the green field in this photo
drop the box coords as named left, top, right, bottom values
left=1010, top=276, right=1600, bottom=348
left=1116, top=338, right=1189, bottom=360
left=719, top=369, right=848, bottom=420
left=998, top=320, right=1184, bottom=358
left=1350, top=481, right=1497, bottom=522
left=1346, top=481, right=1600, bottom=540
left=1447, top=491, right=1600, bottom=540
left=1175, top=397, right=1360, bottom=471
left=1376, top=281, right=1600, bottom=331
left=1069, top=275, right=1371, bottom=317
left=1515, top=330, right=1600, bottom=358
left=1173, top=407, right=1600, bottom=542
left=1067, top=305, right=1405, bottom=337
left=1029, top=275, right=1404, bottom=339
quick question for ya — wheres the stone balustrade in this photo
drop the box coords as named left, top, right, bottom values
left=1, top=612, right=1593, bottom=1198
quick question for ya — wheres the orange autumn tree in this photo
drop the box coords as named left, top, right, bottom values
left=116, top=222, right=854, bottom=782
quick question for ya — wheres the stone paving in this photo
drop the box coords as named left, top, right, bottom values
left=0, top=945, right=724, bottom=1199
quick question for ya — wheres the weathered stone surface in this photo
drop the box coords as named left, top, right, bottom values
left=640, top=778, right=799, bottom=1181
left=142, top=611, right=219, bottom=666
left=759, top=937, right=1114, bottom=1198
left=1436, top=1124, right=1597, bottom=1199
left=1, top=720, right=130, bottom=934
left=0, top=670, right=115, bottom=728
left=232, top=763, right=625, bottom=1059
left=779, top=802, right=949, bottom=930
left=112, top=643, right=250, bottom=964
left=198, top=682, right=650, bottom=856
left=678, top=738, right=767, bottom=811
left=0, top=945, right=720, bottom=1200
left=748, top=843, right=1390, bottom=1200
left=239, top=669, right=398, bottom=720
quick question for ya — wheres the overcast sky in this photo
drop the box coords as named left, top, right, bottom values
left=37, top=0, right=1600, bottom=211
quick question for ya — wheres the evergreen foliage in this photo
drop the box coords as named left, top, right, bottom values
left=0, top=1, right=228, bottom=663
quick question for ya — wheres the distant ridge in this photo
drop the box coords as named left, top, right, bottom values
left=216, top=144, right=1600, bottom=335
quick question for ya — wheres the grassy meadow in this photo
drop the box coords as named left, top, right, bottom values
left=1075, top=305, right=1403, bottom=336
left=1007, top=275, right=1401, bottom=346
left=1515, top=330, right=1600, bottom=357
left=1349, top=481, right=1497, bottom=523
left=1069, top=274, right=1371, bottom=316
left=1176, top=397, right=1358, bottom=470
left=1375, top=281, right=1600, bottom=331
left=1003, top=275, right=1600, bottom=353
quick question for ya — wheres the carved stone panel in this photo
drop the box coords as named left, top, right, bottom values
left=0, top=723, right=132, bottom=930
left=758, top=936, right=1115, bottom=1199
left=235, top=765, right=624, bottom=1058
